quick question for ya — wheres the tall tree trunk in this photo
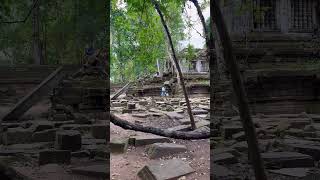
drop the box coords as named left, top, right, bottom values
left=32, top=0, right=43, bottom=65
left=189, top=0, right=217, bottom=132
left=151, top=0, right=196, bottom=130
left=211, top=1, right=267, bottom=180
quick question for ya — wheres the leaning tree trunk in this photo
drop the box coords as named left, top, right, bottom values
left=32, top=0, right=43, bottom=65
left=151, top=0, right=196, bottom=130
left=210, top=1, right=267, bottom=180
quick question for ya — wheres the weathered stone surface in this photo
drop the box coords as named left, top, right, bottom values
left=213, top=153, right=238, bottom=164
left=192, top=109, right=208, bottom=115
left=167, top=125, right=191, bottom=132
left=32, top=128, right=57, bottom=142
left=147, top=143, right=187, bottom=159
left=91, top=124, right=108, bottom=139
left=232, top=131, right=245, bottom=141
left=211, top=164, right=240, bottom=180
left=2, top=128, right=33, bottom=145
left=221, top=125, right=243, bottom=139
left=39, top=149, right=71, bottom=165
left=73, top=113, right=91, bottom=124
left=132, top=135, right=171, bottom=146
left=138, top=159, right=194, bottom=180
left=71, top=164, right=109, bottom=178
left=286, top=144, right=320, bottom=160
left=71, top=150, right=90, bottom=158
left=29, top=121, right=54, bottom=132
left=166, top=112, right=184, bottom=119
left=110, top=138, right=128, bottom=153
left=269, top=168, right=310, bottom=178
left=127, top=103, right=136, bottom=110
left=261, top=152, right=314, bottom=168
left=213, top=148, right=240, bottom=157
left=52, top=113, right=68, bottom=121
left=55, top=130, right=81, bottom=151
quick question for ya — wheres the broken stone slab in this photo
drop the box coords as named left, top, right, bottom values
left=2, top=127, right=33, bottom=145
left=73, top=113, right=91, bottom=124
left=211, top=164, right=240, bottom=180
left=91, top=124, right=108, bottom=139
left=286, top=128, right=317, bottom=138
left=167, top=124, right=191, bottom=132
left=146, top=143, right=187, bottom=159
left=285, top=144, right=320, bottom=161
left=213, top=148, right=241, bottom=157
left=261, top=152, right=314, bottom=169
left=195, top=120, right=210, bottom=128
left=52, top=113, right=68, bottom=121
left=191, top=109, right=208, bottom=115
left=39, top=149, right=71, bottom=165
left=269, top=168, right=310, bottom=178
left=165, top=112, right=184, bottom=120
left=138, top=159, right=194, bottom=180
left=213, top=153, right=238, bottom=165
left=110, top=138, right=128, bottom=154
left=127, top=103, right=136, bottom=110
left=71, top=150, right=90, bottom=158
left=220, top=125, right=243, bottom=139
left=55, top=130, right=81, bottom=151
left=232, top=131, right=245, bottom=141
left=32, top=128, right=57, bottom=142
left=71, top=164, right=109, bottom=178
left=131, top=135, right=172, bottom=146
left=29, top=121, right=54, bottom=132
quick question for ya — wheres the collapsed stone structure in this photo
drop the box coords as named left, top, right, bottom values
left=212, top=1, right=320, bottom=179
left=213, top=0, right=320, bottom=116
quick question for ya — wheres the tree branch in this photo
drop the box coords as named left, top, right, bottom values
left=0, top=0, right=40, bottom=24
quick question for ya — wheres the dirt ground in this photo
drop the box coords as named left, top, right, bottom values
left=110, top=111, right=210, bottom=180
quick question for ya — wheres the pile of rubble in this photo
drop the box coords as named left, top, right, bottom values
left=110, top=96, right=210, bottom=179
left=0, top=103, right=109, bottom=179
left=212, top=113, right=320, bottom=179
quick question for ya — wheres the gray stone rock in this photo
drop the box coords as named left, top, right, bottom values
left=138, top=159, right=194, bottom=180
left=55, top=130, right=81, bottom=151
left=261, top=152, right=314, bottom=168
left=71, top=164, right=109, bottom=178
left=39, top=150, right=71, bottom=165
left=213, top=153, right=238, bottom=164
left=2, top=128, right=33, bottom=145
left=32, top=128, right=57, bottom=142
left=91, top=124, right=108, bottom=139
left=166, top=112, right=184, bottom=119
left=232, top=131, right=245, bottom=141
left=29, top=121, right=54, bottom=132
left=127, top=103, right=136, bottom=109
left=132, top=135, right=171, bottom=146
left=147, top=143, right=187, bottom=159
left=221, top=125, right=243, bottom=139
left=110, top=138, right=128, bottom=153
left=269, top=168, right=310, bottom=178
left=211, top=164, right=240, bottom=180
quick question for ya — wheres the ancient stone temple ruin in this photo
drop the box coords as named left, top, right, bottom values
left=215, top=0, right=320, bottom=115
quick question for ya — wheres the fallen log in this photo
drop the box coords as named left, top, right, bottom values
left=110, top=82, right=131, bottom=100
left=110, top=113, right=210, bottom=140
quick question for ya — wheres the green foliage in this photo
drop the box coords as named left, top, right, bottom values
left=185, top=44, right=196, bottom=61
left=111, top=0, right=187, bottom=83
left=0, top=0, right=106, bottom=65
